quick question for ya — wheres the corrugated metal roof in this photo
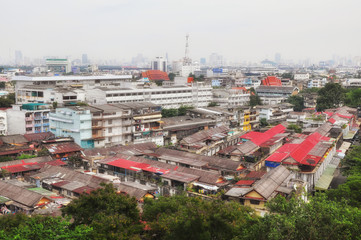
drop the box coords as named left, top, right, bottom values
left=45, top=142, right=82, bottom=154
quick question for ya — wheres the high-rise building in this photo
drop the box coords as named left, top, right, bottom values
left=82, top=54, right=88, bottom=65
left=275, top=53, right=281, bottom=64
left=151, top=57, right=167, bottom=72
left=15, top=50, right=23, bottom=65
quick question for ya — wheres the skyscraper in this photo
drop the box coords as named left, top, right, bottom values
left=15, top=50, right=23, bottom=65
left=275, top=53, right=281, bottom=64
left=151, top=57, right=167, bottom=72
left=82, top=54, right=88, bottom=65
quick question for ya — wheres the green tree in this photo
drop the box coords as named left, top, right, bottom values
left=142, top=195, right=258, bottom=240
left=287, top=95, right=304, bottom=112
left=207, top=102, right=218, bottom=107
left=316, top=83, right=345, bottom=111
left=281, top=72, right=294, bottom=80
left=345, top=88, right=361, bottom=108
left=0, top=82, right=5, bottom=88
left=168, top=73, right=176, bottom=81
left=67, top=155, right=84, bottom=168
left=249, top=87, right=262, bottom=107
left=0, top=93, right=15, bottom=108
left=62, top=183, right=143, bottom=239
left=0, top=214, right=92, bottom=240
left=246, top=194, right=361, bottom=240
left=260, top=118, right=269, bottom=127
left=287, top=123, right=302, bottom=133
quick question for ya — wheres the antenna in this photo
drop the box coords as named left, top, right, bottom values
left=185, top=34, right=189, bottom=59
left=184, top=34, right=191, bottom=65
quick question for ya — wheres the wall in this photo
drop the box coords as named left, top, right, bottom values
left=6, top=109, right=26, bottom=134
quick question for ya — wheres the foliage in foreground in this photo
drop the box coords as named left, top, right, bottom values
left=0, top=214, right=92, bottom=240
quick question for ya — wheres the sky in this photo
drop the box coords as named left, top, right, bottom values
left=1, top=0, right=361, bottom=63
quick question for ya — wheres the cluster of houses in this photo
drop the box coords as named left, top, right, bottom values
left=0, top=105, right=358, bottom=216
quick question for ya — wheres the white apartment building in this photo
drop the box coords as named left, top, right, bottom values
left=7, top=104, right=51, bottom=135
left=86, top=83, right=213, bottom=109
left=45, top=59, right=72, bottom=73
left=294, top=73, right=310, bottom=81
left=307, top=78, right=327, bottom=88
left=0, top=110, right=7, bottom=135
left=12, top=75, right=133, bottom=90
left=212, top=89, right=250, bottom=108
left=343, top=78, right=361, bottom=88
left=151, top=57, right=167, bottom=72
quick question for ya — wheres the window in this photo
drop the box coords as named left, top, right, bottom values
left=250, top=200, right=260, bottom=205
left=108, top=137, right=112, bottom=142
left=108, top=119, right=112, bottom=125
left=108, top=128, right=112, bottom=133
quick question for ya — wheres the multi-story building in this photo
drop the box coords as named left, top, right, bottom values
left=307, top=78, right=327, bottom=88
left=0, top=110, right=7, bottom=135
left=151, top=57, right=167, bottom=72
left=50, top=103, right=163, bottom=148
left=89, top=103, right=163, bottom=147
left=7, top=103, right=51, bottom=135
left=13, top=76, right=213, bottom=109
left=49, top=107, right=93, bottom=148
left=88, top=82, right=213, bottom=109
left=212, top=88, right=250, bottom=108
left=257, top=104, right=293, bottom=124
left=238, top=107, right=259, bottom=131
left=294, top=73, right=310, bottom=81
left=45, top=59, right=72, bottom=73
left=256, top=86, right=299, bottom=105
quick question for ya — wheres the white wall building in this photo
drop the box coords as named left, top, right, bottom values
left=294, top=73, right=310, bottom=81
left=46, top=59, right=72, bottom=73
left=151, top=57, right=167, bottom=72
left=0, top=110, right=7, bottom=135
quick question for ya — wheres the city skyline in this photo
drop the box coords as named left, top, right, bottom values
left=1, top=0, right=361, bottom=64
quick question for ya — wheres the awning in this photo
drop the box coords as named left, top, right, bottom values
left=315, top=157, right=340, bottom=190
left=192, top=182, right=218, bottom=191
left=134, top=114, right=162, bottom=120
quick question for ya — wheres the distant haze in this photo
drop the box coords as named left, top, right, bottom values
left=1, top=0, right=360, bottom=63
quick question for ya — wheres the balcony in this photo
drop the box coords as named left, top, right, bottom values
left=25, top=123, right=34, bottom=128
left=25, top=117, right=34, bottom=121
left=92, top=134, right=105, bottom=140
left=34, top=123, right=42, bottom=127
left=43, top=123, right=50, bottom=127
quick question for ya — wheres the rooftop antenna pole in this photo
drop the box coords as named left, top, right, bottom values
left=184, top=34, right=191, bottom=65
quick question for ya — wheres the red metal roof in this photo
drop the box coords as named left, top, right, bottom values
left=142, top=70, right=169, bottom=81
left=328, top=118, right=336, bottom=124
left=24, top=132, right=55, bottom=142
left=262, top=76, right=282, bottom=86
left=241, top=124, right=286, bottom=146
left=52, top=181, right=70, bottom=187
left=245, top=171, right=266, bottom=179
left=0, top=148, right=33, bottom=156
left=1, top=161, right=40, bottom=173
left=107, top=158, right=169, bottom=174
left=235, top=180, right=255, bottom=186
left=267, top=132, right=331, bottom=166
left=336, top=113, right=353, bottom=119
left=73, top=186, right=95, bottom=195
left=45, top=142, right=82, bottom=154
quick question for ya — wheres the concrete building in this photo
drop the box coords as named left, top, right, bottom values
left=89, top=83, right=213, bottom=109
left=307, top=78, right=327, bottom=88
left=7, top=103, right=51, bottom=135
left=212, top=88, right=250, bottom=108
left=151, top=57, right=167, bottom=72
left=46, top=59, right=72, bottom=73
left=257, top=104, right=293, bottom=124
left=0, top=110, right=7, bottom=135
left=256, top=86, right=299, bottom=105
left=50, top=107, right=93, bottom=148
left=294, top=73, right=310, bottom=81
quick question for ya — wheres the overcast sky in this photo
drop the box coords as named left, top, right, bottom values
left=1, top=0, right=361, bottom=63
